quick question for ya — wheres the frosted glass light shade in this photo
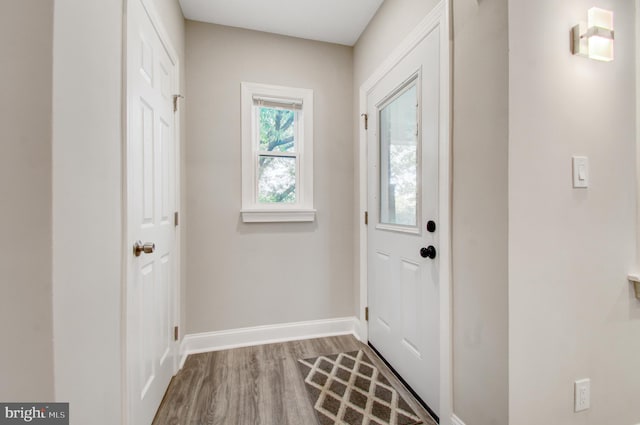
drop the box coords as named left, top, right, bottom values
left=588, top=7, right=613, bottom=30
left=587, top=7, right=614, bottom=61
left=571, top=7, right=614, bottom=62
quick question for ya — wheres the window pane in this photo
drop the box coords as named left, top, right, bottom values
left=379, top=84, right=418, bottom=226
left=259, top=107, right=296, bottom=153
left=258, top=156, right=296, bottom=203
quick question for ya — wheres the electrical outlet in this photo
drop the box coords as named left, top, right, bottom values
left=574, top=379, right=591, bottom=412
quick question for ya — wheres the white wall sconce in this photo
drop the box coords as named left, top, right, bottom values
left=571, top=7, right=614, bottom=62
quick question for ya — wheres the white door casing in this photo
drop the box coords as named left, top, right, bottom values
left=125, top=0, right=180, bottom=424
left=358, top=1, right=451, bottom=422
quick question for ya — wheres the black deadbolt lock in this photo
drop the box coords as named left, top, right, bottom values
left=420, top=246, right=437, bottom=259
left=426, top=220, right=436, bottom=233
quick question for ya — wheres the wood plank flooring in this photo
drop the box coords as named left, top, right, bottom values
left=153, top=335, right=437, bottom=425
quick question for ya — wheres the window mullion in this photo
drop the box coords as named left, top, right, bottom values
left=257, top=151, right=297, bottom=158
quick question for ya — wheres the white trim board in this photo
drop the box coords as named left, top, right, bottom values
left=451, top=414, right=467, bottom=425
left=180, top=317, right=360, bottom=368
left=635, top=0, right=640, bottom=274
left=358, top=0, right=452, bottom=423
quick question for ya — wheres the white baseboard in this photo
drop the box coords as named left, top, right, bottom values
left=451, top=414, right=467, bottom=425
left=180, top=316, right=359, bottom=368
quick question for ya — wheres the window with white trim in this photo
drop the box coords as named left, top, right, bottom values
left=240, top=82, right=315, bottom=222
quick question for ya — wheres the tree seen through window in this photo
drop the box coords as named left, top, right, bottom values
left=257, top=107, right=297, bottom=204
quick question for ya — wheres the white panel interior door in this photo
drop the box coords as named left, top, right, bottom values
left=367, top=28, right=440, bottom=416
left=126, top=0, right=178, bottom=423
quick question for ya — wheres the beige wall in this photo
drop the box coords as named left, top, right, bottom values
left=0, top=0, right=54, bottom=401
left=185, top=22, right=354, bottom=333
left=451, top=1, right=509, bottom=424
left=52, top=0, right=124, bottom=422
left=354, top=1, right=509, bottom=424
left=353, top=0, right=439, bottom=84
left=509, top=1, right=639, bottom=424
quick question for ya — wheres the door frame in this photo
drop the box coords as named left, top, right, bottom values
left=121, top=0, right=182, bottom=422
left=357, top=0, right=452, bottom=422
left=636, top=0, right=640, bottom=269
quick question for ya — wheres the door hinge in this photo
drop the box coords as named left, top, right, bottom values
left=365, top=307, right=369, bottom=321
left=174, top=211, right=179, bottom=227
left=174, top=326, right=179, bottom=341
left=364, top=211, right=368, bottom=225
left=361, top=113, right=368, bottom=130
left=173, top=94, right=184, bottom=113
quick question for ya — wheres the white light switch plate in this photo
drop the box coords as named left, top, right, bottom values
left=572, top=156, right=589, bottom=188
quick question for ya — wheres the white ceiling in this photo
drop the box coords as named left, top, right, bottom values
left=178, top=0, right=384, bottom=46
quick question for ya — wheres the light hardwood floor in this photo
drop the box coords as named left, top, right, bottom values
left=153, top=335, right=437, bottom=425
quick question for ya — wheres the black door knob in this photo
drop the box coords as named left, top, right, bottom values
left=420, top=246, right=437, bottom=259
left=427, top=220, right=436, bottom=233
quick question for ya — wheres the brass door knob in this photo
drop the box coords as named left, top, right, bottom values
left=134, top=241, right=155, bottom=257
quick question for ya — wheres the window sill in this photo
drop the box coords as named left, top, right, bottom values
left=241, top=208, right=316, bottom=223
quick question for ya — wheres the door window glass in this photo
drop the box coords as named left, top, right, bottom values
left=379, top=81, right=419, bottom=227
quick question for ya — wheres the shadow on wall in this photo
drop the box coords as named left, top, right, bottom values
left=627, top=285, right=640, bottom=319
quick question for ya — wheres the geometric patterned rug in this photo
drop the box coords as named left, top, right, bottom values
left=297, top=350, right=423, bottom=425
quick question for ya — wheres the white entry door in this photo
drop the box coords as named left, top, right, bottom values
left=367, top=27, right=440, bottom=416
left=126, top=0, right=178, bottom=423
